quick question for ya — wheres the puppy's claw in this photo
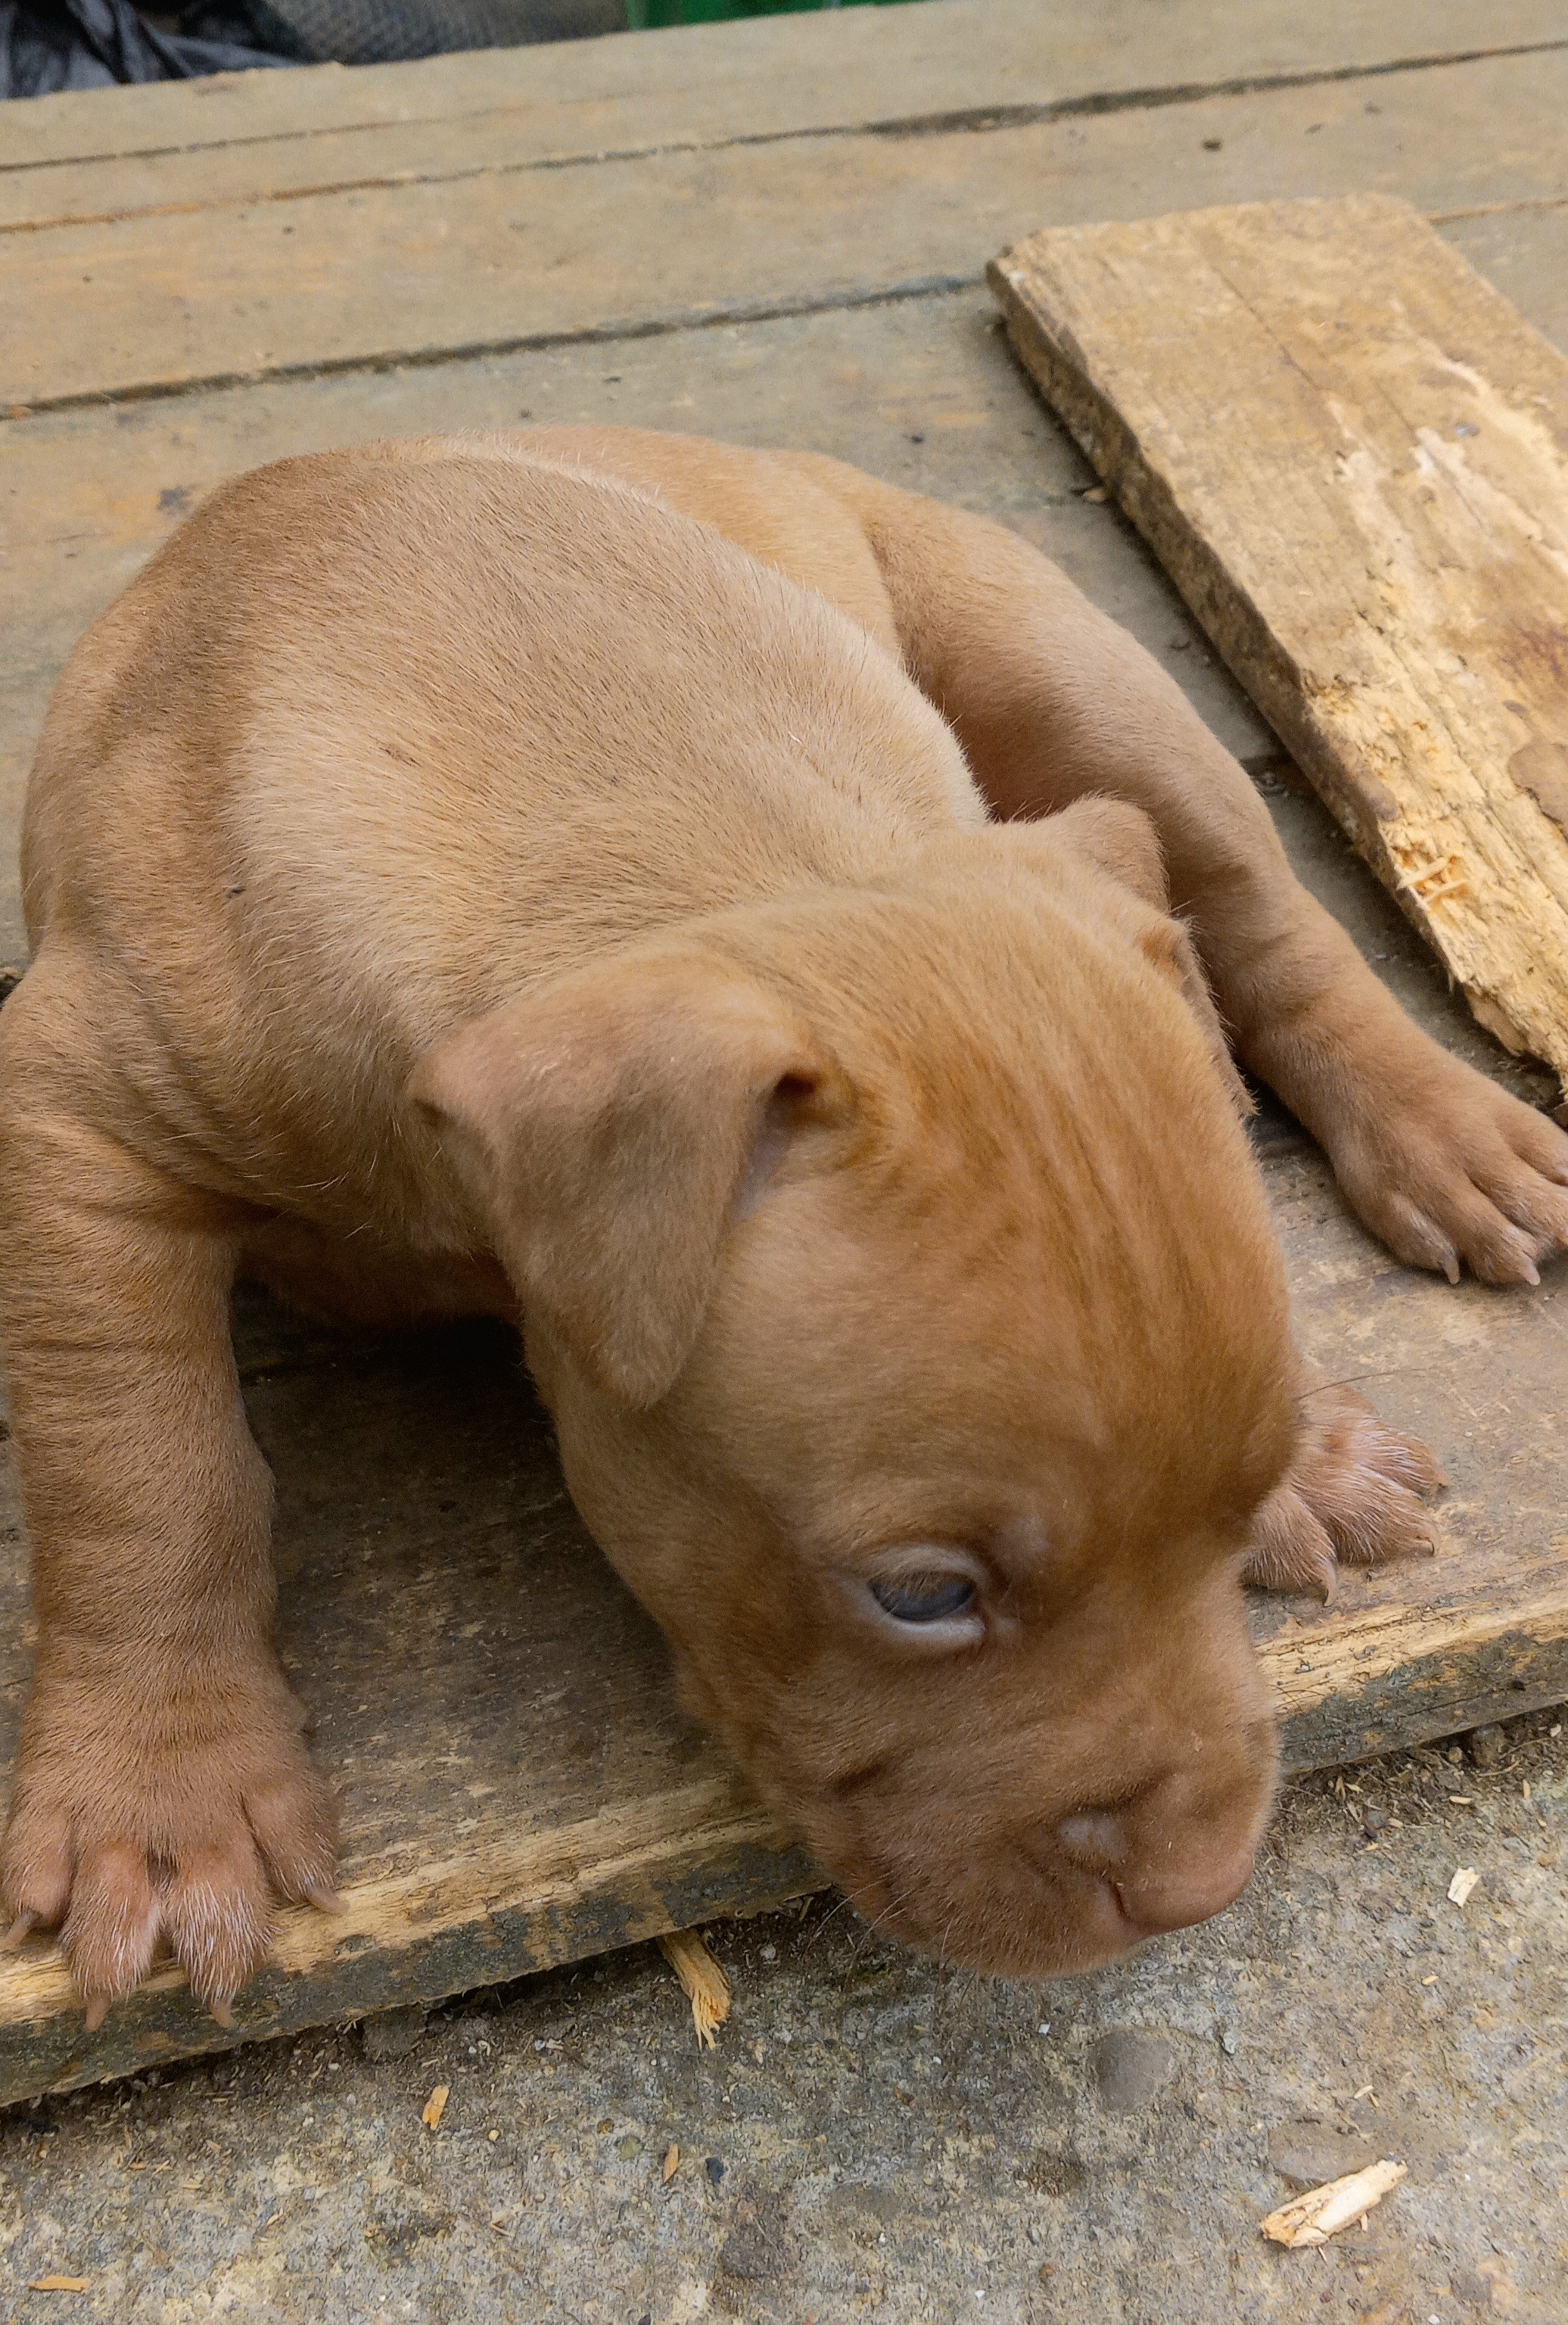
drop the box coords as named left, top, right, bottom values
left=209, top=1998, right=235, bottom=2029
left=82, top=1994, right=111, bottom=2034
left=1243, top=1492, right=1338, bottom=1598
left=303, top=1885, right=345, bottom=1916
left=1246, top=1370, right=1443, bottom=1596
left=1330, top=1058, right=1568, bottom=1287
left=2, top=1911, right=38, bottom=1950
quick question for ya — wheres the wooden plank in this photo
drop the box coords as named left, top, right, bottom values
left=7, top=48, right=1566, bottom=965
left=990, top=192, right=1568, bottom=1085
left=5, top=48, right=1568, bottom=412
left=0, top=1130, right=1563, bottom=2104
left=9, top=2, right=1563, bottom=231
left=5, top=0, right=1563, bottom=185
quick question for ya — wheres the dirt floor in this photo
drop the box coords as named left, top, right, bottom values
left=2, top=1712, right=1562, bottom=2323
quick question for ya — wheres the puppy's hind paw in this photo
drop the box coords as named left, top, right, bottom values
left=1243, top=1372, right=1443, bottom=1600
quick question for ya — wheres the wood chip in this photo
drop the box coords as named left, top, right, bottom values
left=657, top=1930, right=732, bottom=2049
left=27, top=2280, right=89, bottom=2294
left=1448, top=1866, right=1481, bottom=1906
left=661, top=2143, right=680, bottom=2183
left=1260, top=2160, right=1407, bottom=2247
left=422, top=2084, right=450, bottom=2130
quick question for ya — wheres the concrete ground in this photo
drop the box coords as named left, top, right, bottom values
left=2, top=1712, right=1562, bottom=2323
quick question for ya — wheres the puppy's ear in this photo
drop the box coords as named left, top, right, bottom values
left=1028, top=795, right=1172, bottom=910
left=1134, top=915, right=1255, bottom=1119
left=409, top=954, right=821, bottom=1405
left=989, top=801, right=1253, bottom=1118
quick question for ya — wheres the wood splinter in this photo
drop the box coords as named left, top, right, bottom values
left=657, top=1929, right=732, bottom=2048
left=1260, top=2159, right=1407, bottom=2247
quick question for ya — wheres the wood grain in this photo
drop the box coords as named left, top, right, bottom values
left=5, top=0, right=1563, bottom=185
left=991, top=191, right=1568, bottom=1084
left=5, top=51, right=1568, bottom=412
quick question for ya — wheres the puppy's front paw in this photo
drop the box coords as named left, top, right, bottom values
left=1328, top=1045, right=1568, bottom=1287
left=2, top=1649, right=339, bottom=2026
left=1244, top=1374, right=1443, bottom=1599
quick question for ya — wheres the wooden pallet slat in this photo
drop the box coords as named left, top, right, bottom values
left=6, top=53, right=1568, bottom=415
left=990, top=190, right=1568, bottom=1082
left=5, top=0, right=1563, bottom=185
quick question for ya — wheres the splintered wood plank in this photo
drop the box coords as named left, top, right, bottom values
left=990, top=191, right=1568, bottom=1085
left=0, top=1136, right=1565, bottom=2105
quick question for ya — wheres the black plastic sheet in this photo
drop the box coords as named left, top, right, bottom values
left=2, top=0, right=621, bottom=95
left=1, top=0, right=298, bottom=95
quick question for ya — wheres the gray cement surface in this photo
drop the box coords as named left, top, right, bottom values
left=3, top=1713, right=1562, bottom=2323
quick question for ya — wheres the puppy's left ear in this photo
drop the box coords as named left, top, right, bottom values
left=408, top=951, right=822, bottom=1405
left=988, top=801, right=1254, bottom=1119
left=1019, top=795, right=1171, bottom=910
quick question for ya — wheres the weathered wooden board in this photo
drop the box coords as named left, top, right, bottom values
left=5, top=0, right=1563, bottom=191
left=991, top=191, right=1568, bottom=1086
left=7, top=10, right=1568, bottom=238
left=6, top=48, right=1568, bottom=412
left=0, top=1129, right=1564, bottom=2106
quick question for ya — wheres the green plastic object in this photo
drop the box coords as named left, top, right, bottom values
left=625, top=0, right=922, bottom=24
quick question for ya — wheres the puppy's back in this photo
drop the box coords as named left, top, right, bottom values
left=20, top=440, right=982, bottom=1198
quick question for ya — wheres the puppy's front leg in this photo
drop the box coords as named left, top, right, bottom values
left=0, top=1019, right=336, bottom=2023
left=840, top=477, right=1568, bottom=1286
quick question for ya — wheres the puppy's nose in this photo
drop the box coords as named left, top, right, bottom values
left=1053, top=1811, right=1255, bottom=1937
left=1112, top=1843, right=1255, bottom=1937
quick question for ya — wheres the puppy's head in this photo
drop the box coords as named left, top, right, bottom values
left=409, top=806, right=1296, bottom=1976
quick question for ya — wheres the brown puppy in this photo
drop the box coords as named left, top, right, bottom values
left=2, top=431, right=1557, bottom=2024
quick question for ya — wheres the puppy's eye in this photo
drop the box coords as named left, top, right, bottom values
left=870, top=1576, right=976, bottom=1624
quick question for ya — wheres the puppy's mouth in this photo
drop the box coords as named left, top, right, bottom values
left=699, top=1692, right=1267, bottom=1978
left=832, top=1841, right=1137, bottom=1977
left=780, top=1790, right=1148, bottom=1978
left=783, top=1777, right=1261, bottom=1979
